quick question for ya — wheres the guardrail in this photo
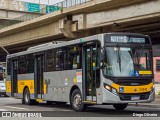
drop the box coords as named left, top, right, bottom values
left=54, top=0, right=90, bottom=8
left=0, top=0, right=91, bottom=30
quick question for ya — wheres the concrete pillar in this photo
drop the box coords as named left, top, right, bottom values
left=73, top=14, right=86, bottom=30
left=59, top=18, right=78, bottom=38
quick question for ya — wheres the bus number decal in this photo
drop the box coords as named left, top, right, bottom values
left=139, top=88, right=147, bottom=92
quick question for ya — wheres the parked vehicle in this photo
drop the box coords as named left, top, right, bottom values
left=0, top=66, right=6, bottom=81
left=0, top=81, right=6, bottom=97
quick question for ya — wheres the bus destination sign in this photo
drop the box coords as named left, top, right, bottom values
left=110, top=36, right=146, bottom=43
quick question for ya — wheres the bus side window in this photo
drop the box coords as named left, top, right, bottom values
left=46, top=50, right=55, bottom=72
left=60, top=48, right=65, bottom=70
left=59, top=48, right=68, bottom=70
left=68, top=45, right=82, bottom=70
left=55, top=49, right=60, bottom=71
left=26, top=54, right=34, bottom=73
left=19, top=55, right=26, bottom=74
left=64, top=48, right=68, bottom=70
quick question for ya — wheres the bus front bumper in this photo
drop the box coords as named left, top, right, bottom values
left=102, top=89, right=155, bottom=104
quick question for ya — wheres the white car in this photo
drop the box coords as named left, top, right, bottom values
left=0, top=81, right=6, bottom=97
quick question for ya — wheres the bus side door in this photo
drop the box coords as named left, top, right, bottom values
left=11, top=59, right=18, bottom=97
left=34, top=54, right=44, bottom=99
left=83, top=42, right=100, bottom=102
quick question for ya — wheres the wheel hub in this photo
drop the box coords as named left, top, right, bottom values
left=73, top=94, right=81, bottom=107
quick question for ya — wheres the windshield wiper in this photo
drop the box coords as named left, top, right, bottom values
left=117, top=45, right=121, bottom=72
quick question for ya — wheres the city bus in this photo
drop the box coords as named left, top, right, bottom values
left=6, top=33, right=155, bottom=111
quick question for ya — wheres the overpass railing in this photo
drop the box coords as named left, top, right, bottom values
left=0, top=0, right=91, bottom=30
left=44, top=0, right=91, bottom=13
left=53, top=0, right=90, bottom=9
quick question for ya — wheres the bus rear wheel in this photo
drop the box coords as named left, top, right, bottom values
left=24, top=88, right=38, bottom=105
left=113, top=103, right=128, bottom=110
left=71, top=89, right=86, bottom=112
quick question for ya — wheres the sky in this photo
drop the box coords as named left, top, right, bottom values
left=18, top=0, right=64, bottom=5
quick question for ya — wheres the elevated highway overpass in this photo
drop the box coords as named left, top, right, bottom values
left=0, top=0, right=160, bottom=54
left=0, top=9, right=42, bottom=29
left=0, top=0, right=44, bottom=29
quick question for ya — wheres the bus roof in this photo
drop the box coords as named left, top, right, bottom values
left=27, top=41, right=65, bottom=51
left=7, top=33, right=103, bottom=58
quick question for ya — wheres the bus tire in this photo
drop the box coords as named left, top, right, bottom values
left=24, top=88, right=32, bottom=105
left=24, top=88, right=38, bottom=105
left=113, top=103, right=128, bottom=110
left=71, top=89, right=86, bottom=112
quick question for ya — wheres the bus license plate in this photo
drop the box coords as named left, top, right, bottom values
left=131, top=96, right=140, bottom=100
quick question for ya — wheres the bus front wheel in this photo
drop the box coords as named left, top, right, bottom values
left=113, top=103, right=128, bottom=110
left=71, top=89, right=86, bottom=112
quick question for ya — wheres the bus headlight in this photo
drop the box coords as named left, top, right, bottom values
left=105, top=85, right=111, bottom=91
left=104, top=83, right=118, bottom=96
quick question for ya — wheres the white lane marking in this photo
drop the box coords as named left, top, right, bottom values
left=0, top=109, right=8, bottom=111
left=5, top=106, right=28, bottom=110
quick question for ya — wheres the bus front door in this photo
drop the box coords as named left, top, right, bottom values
left=83, top=45, right=99, bottom=102
left=11, top=60, right=18, bottom=97
left=34, top=55, right=44, bottom=99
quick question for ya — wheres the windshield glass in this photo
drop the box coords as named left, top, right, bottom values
left=103, top=46, right=152, bottom=77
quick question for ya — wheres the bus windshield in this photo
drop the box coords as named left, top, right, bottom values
left=103, top=46, right=152, bottom=77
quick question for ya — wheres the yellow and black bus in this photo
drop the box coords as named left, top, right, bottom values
left=6, top=33, right=154, bottom=111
